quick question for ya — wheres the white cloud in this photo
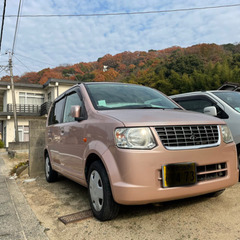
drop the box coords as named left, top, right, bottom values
left=0, top=0, right=240, bottom=77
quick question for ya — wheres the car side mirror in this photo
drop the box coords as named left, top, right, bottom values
left=70, top=105, right=83, bottom=121
left=203, top=106, right=217, bottom=117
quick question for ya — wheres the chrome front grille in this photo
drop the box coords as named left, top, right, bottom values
left=155, top=125, right=220, bottom=149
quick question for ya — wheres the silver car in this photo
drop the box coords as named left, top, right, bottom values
left=171, top=90, right=240, bottom=171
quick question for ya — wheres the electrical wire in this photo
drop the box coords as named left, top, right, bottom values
left=2, top=4, right=240, bottom=18
left=14, top=53, right=56, bottom=67
left=0, top=65, right=8, bottom=74
left=0, top=0, right=6, bottom=53
left=13, top=55, right=32, bottom=72
left=12, top=64, right=23, bottom=75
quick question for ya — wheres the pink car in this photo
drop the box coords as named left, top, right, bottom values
left=44, top=82, right=239, bottom=221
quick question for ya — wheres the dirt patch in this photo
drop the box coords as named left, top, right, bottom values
left=3, top=153, right=240, bottom=239
left=2, top=152, right=29, bottom=176
left=18, top=175, right=240, bottom=240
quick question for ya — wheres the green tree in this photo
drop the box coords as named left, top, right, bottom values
left=76, top=73, right=95, bottom=82
left=62, top=68, right=76, bottom=77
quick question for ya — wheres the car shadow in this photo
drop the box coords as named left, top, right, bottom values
left=117, top=194, right=215, bottom=221
left=36, top=174, right=223, bottom=221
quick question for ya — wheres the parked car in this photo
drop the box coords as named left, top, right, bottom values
left=44, top=83, right=238, bottom=221
left=170, top=90, right=240, bottom=172
left=218, top=82, right=240, bottom=92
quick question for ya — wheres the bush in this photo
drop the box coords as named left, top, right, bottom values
left=0, top=140, right=4, bottom=148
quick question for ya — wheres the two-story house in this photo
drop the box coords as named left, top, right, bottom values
left=0, top=78, right=77, bottom=147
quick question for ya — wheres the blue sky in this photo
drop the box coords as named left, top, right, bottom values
left=0, top=0, right=240, bottom=77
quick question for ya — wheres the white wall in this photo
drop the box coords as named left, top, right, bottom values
left=5, top=118, right=30, bottom=147
left=6, top=88, right=45, bottom=105
left=3, top=91, right=7, bottom=112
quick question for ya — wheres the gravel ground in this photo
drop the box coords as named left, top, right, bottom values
left=16, top=174, right=240, bottom=240
left=3, top=153, right=240, bottom=240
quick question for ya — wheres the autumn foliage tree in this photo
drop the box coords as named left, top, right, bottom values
left=3, top=43, right=240, bottom=95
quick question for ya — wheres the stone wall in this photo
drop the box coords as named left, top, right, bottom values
left=29, top=119, right=46, bottom=177
left=8, top=142, right=29, bottom=152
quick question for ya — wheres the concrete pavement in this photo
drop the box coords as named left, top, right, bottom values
left=0, top=155, right=48, bottom=240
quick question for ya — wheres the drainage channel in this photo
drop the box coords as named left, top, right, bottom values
left=58, top=209, right=93, bottom=224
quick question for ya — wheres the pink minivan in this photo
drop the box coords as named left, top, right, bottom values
left=44, top=82, right=239, bottom=221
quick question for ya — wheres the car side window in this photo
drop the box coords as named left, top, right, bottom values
left=175, top=98, right=214, bottom=113
left=48, top=97, right=65, bottom=125
left=174, top=96, right=229, bottom=119
left=63, top=92, right=83, bottom=123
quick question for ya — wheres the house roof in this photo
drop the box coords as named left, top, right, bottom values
left=0, top=78, right=78, bottom=89
left=0, top=81, right=43, bottom=89
left=43, top=78, right=78, bottom=88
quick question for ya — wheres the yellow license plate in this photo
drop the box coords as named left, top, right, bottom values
left=162, top=163, right=197, bottom=188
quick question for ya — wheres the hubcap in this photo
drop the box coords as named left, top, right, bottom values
left=45, top=156, right=50, bottom=177
left=89, top=170, right=103, bottom=211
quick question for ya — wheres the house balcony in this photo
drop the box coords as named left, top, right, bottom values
left=40, top=102, right=52, bottom=116
left=6, top=104, right=41, bottom=116
left=0, top=102, right=52, bottom=116
left=0, top=102, right=52, bottom=117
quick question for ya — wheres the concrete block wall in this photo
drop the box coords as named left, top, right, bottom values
left=8, top=142, right=29, bottom=151
left=29, top=120, right=46, bottom=177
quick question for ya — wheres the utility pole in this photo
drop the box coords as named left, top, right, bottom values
left=8, top=52, right=19, bottom=142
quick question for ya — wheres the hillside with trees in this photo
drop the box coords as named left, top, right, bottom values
left=2, top=43, right=240, bottom=95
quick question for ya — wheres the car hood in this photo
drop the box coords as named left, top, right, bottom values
left=100, top=109, right=225, bottom=127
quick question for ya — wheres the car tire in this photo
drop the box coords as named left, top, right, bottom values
left=45, top=154, right=58, bottom=183
left=88, top=161, right=120, bottom=221
left=206, top=189, right=225, bottom=198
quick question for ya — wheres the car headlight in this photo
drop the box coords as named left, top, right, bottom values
left=115, top=127, right=156, bottom=149
left=220, top=125, right=233, bottom=143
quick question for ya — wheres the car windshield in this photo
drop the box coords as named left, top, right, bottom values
left=85, top=83, right=180, bottom=110
left=212, top=91, right=240, bottom=113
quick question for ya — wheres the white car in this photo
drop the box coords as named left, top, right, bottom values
left=170, top=90, right=240, bottom=172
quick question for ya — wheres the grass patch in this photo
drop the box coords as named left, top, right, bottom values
left=7, top=153, right=29, bottom=176
left=10, top=161, right=29, bottom=176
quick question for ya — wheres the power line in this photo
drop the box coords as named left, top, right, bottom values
left=15, top=53, right=56, bottom=67
left=12, top=64, right=23, bottom=75
left=2, top=4, right=240, bottom=18
left=0, top=65, right=8, bottom=74
left=0, top=0, right=6, bottom=53
left=13, top=55, right=32, bottom=72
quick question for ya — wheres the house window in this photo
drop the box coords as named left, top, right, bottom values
left=18, top=126, right=29, bottom=142
left=48, top=92, right=52, bottom=102
left=19, top=92, right=44, bottom=105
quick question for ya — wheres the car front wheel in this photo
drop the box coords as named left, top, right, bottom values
left=88, top=161, right=119, bottom=221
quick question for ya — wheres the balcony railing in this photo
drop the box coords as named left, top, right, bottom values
left=7, top=104, right=41, bottom=114
left=40, top=102, right=52, bottom=116
left=5, top=102, right=52, bottom=116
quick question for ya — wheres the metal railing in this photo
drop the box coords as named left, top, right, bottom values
left=40, top=102, right=52, bottom=116
left=7, top=104, right=41, bottom=114
left=5, top=102, right=52, bottom=116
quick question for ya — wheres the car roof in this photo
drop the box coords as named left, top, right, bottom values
left=170, top=90, right=238, bottom=98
